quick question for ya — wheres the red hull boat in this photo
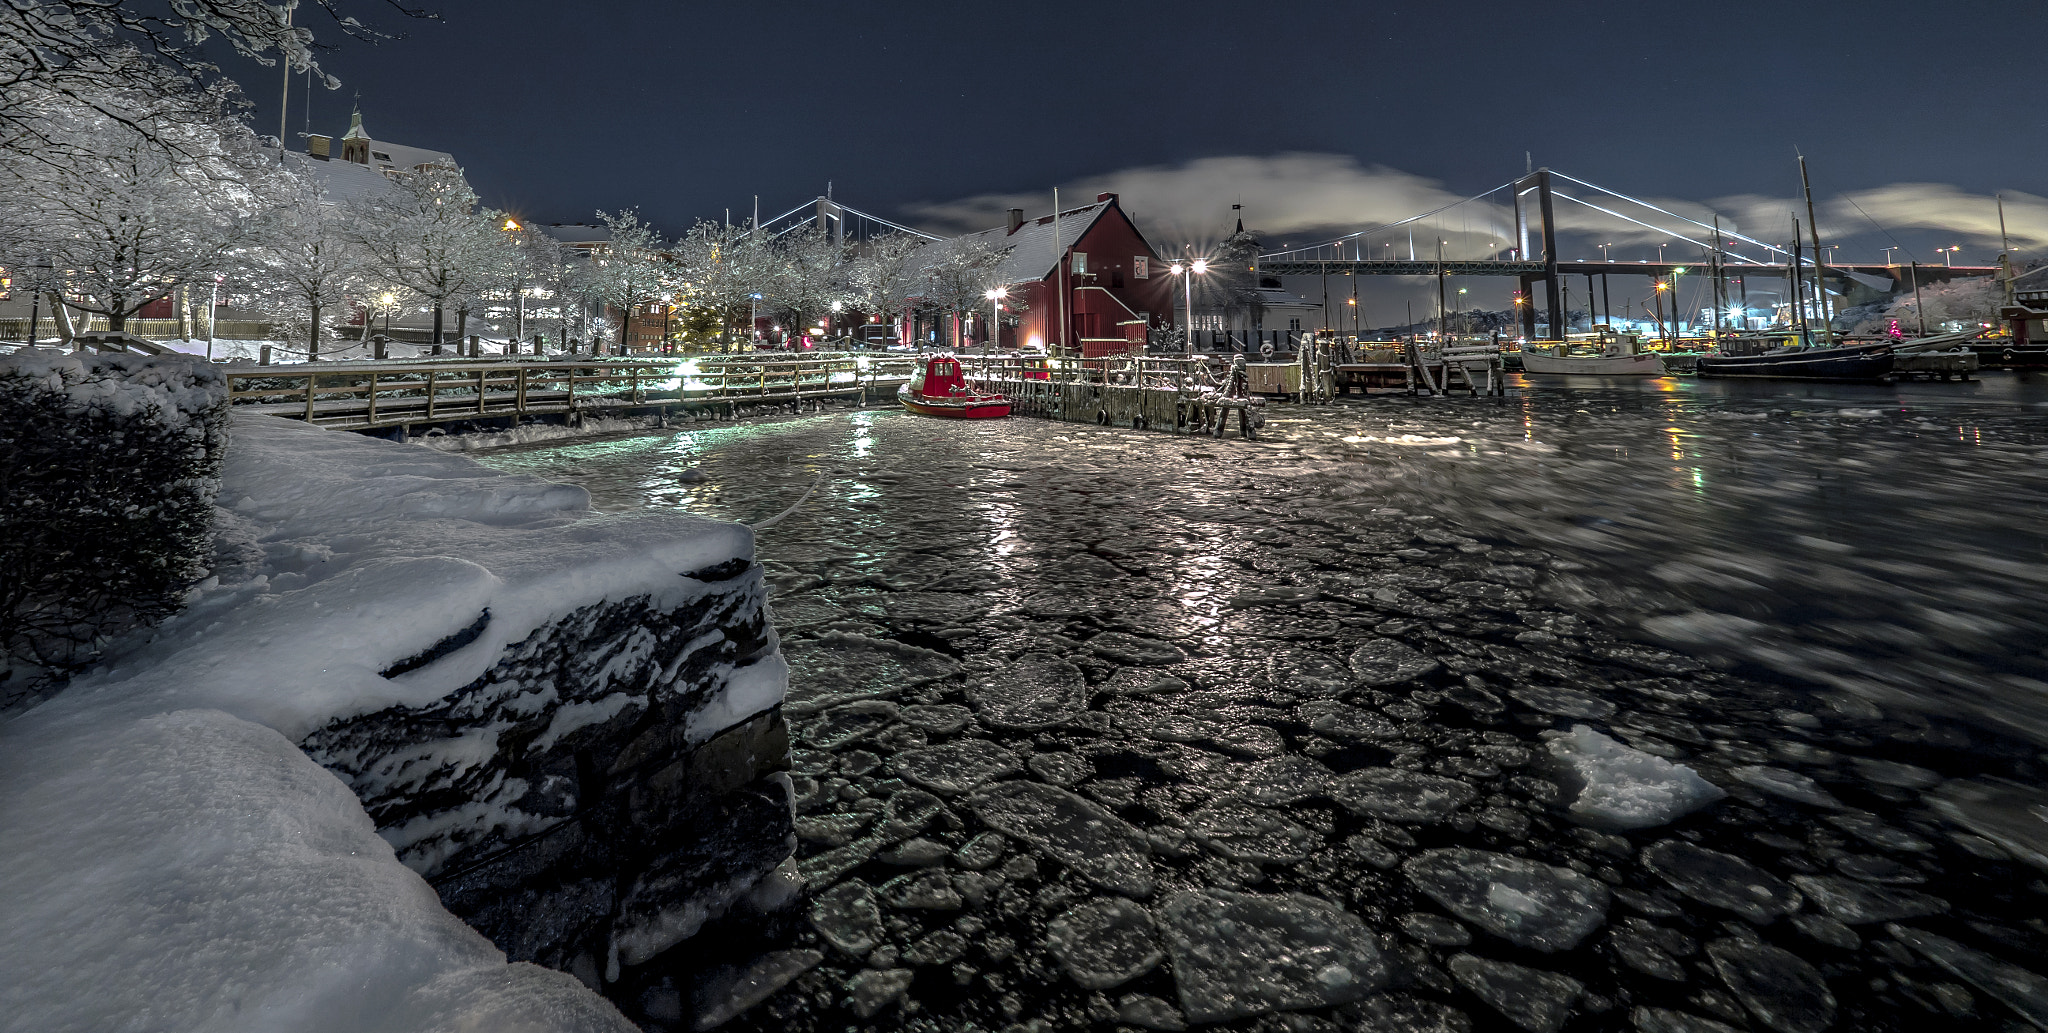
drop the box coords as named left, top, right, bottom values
left=898, top=354, right=1011, bottom=419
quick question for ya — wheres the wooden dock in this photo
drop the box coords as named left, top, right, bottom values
left=960, top=355, right=1267, bottom=438
left=226, top=355, right=918, bottom=434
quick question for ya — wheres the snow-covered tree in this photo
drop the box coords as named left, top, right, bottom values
left=2, top=0, right=422, bottom=158
left=673, top=219, right=773, bottom=349
left=845, top=233, right=929, bottom=340
left=347, top=164, right=501, bottom=348
left=764, top=226, right=848, bottom=342
left=574, top=209, right=673, bottom=353
left=917, top=237, right=1006, bottom=349
left=237, top=165, right=365, bottom=358
left=0, top=85, right=261, bottom=332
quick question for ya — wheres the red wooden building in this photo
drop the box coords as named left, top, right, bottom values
left=938, top=193, right=1174, bottom=357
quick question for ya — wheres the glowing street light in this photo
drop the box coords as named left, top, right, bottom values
left=1599, top=242, right=1613, bottom=262
left=984, top=287, right=1005, bottom=351
left=1940, top=245, right=1961, bottom=267
left=1170, top=257, right=1209, bottom=353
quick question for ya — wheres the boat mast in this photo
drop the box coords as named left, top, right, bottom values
left=1790, top=217, right=1808, bottom=339
left=1798, top=153, right=1833, bottom=342
left=1711, top=216, right=1726, bottom=338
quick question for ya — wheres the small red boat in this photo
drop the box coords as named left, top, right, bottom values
left=897, top=353, right=1012, bottom=419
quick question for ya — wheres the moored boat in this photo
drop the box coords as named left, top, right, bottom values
left=898, top=353, right=1012, bottom=419
left=1520, top=327, right=1666, bottom=376
left=1695, top=337, right=1893, bottom=380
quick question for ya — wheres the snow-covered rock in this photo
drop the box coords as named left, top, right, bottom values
left=1, top=414, right=792, bottom=1028
left=1543, top=724, right=1724, bottom=829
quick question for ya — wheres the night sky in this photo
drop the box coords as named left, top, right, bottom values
left=227, top=0, right=2048, bottom=312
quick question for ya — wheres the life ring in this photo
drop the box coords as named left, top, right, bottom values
left=1259, top=342, right=1276, bottom=359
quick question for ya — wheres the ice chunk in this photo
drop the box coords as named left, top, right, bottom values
left=1028, top=751, right=1093, bottom=786
left=1607, top=917, right=1692, bottom=981
left=1117, top=994, right=1188, bottom=1031
left=1268, top=650, right=1355, bottom=696
left=1927, top=778, right=2048, bottom=870
left=808, top=880, right=882, bottom=956
left=1080, top=631, right=1184, bottom=666
left=1544, top=725, right=1724, bottom=830
left=967, top=782, right=1154, bottom=897
left=844, top=968, right=914, bottom=1019
left=1331, top=768, right=1478, bottom=823
left=1045, top=898, right=1164, bottom=989
left=1216, top=755, right=1334, bottom=806
left=879, top=869, right=962, bottom=910
left=1404, top=849, right=1610, bottom=952
left=875, top=838, right=949, bottom=866
left=951, top=832, right=1007, bottom=870
left=889, top=739, right=1021, bottom=796
left=1728, top=765, right=1843, bottom=810
left=1704, top=938, right=1836, bottom=1033
left=1503, top=685, right=1615, bottom=721
left=1398, top=912, right=1473, bottom=947
left=1890, top=924, right=2048, bottom=1028
left=1631, top=1006, right=1744, bottom=1033
left=1640, top=841, right=1800, bottom=923
left=1156, top=889, right=1388, bottom=1023
left=897, top=704, right=971, bottom=733
left=901, top=929, right=967, bottom=965
left=1786, top=875, right=1947, bottom=924
left=968, top=652, right=1085, bottom=729
left=1298, top=701, right=1403, bottom=740
left=881, top=592, right=989, bottom=625
left=1349, top=638, right=1441, bottom=685
left=1447, top=953, right=1583, bottom=1033
left=804, top=701, right=898, bottom=749
left=690, top=949, right=821, bottom=1030
left=1185, top=804, right=1321, bottom=864
left=1102, top=668, right=1191, bottom=696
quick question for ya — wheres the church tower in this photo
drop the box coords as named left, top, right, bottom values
left=339, top=107, right=371, bottom=165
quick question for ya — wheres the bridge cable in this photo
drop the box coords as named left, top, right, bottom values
left=1260, top=180, right=1516, bottom=260
left=1551, top=171, right=1790, bottom=259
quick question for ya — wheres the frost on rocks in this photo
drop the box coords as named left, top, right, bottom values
left=1787, top=875, right=1947, bottom=924
left=1332, top=768, right=1479, bottom=823
left=1156, top=889, right=1388, bottom=1023
left=1704, top=938, right=1837, bottom=1033
left=1403, top=849, right=1612, bottom=952
left=890, top=739, right=1022, bottom=795
left=1448, top=953, right=1583, bottom=1033
left=1640, top=841, right=1801, bottom=923
left=968, top=652, right=1086, bottom=729
left=1045, top=898, right=1165, bottom=989
left=967, top=782, right=1154, bottom=897
left=1544, top=725, right=1724, bottom=829
left=808, top=880, right=883, bottom=956
left=1349, top=638, right=1442, bottom=685
left=1890, top=924, right=2048, bottom=1028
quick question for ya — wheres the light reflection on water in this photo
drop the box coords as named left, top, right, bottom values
left=473, top=374, right=2048, bottom=744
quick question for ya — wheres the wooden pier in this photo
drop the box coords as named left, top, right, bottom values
left=226, top=354, right=917, bottom=433
left=960, top=355, right=1267, bottom=438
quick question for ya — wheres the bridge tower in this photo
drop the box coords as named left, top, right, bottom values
left=1512, top=168, right=1565, bottom=340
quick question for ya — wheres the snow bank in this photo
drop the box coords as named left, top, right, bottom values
left=1543, top=724, right=1725, bottom=829
left=2, top=413, right=794, bottom=1029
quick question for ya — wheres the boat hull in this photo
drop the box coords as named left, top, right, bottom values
left=1696, top=343, right=1893, bottom=380
left=897, top=384, right=1012, bottom=419
left=1520, top=351, right=1665, bottom=376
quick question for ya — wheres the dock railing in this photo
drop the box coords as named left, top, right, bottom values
left=225, top=354, right=918, bottom=431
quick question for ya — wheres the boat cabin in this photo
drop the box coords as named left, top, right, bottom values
left=916, top=355, right=967, bottom=398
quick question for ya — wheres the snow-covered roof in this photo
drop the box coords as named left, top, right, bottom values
left=544, top=223, right=612, bottom=247
left=282, top=150, right=408, bottom=203
left=948, top=201, right=1114, bottom=287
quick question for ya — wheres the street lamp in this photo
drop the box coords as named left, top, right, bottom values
left=1170, top=258, right=1208, bottom=354
left=1881, top=246, right=1899, bottom=265
left=1599, top=242, right=1613, bottom=262
left=1940, top=245, right=1960, bottom=267
left=984, top=288, right=1004, bottom=352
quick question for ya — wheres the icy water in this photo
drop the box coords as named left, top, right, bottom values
left=474, top=373, right=2048, bottom=1033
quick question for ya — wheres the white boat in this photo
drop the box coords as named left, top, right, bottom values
left=1520, top=328, right=1666, bottom=376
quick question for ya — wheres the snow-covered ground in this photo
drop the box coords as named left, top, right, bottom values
left=1, top=414, right=786, bottom=1033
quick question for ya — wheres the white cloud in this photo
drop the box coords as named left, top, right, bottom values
left=902, top=152, right=2048, bottom=262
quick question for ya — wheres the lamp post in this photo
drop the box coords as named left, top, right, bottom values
left=1671, top=267, right=1686, bottom=338
left=1170, top=258, right=1208, bottom=354
left=1940, top=245, right=1960, bottom=268
left=984, top=287, right=1004, bottom=353
left=1881, top=246, right=1899, bottom=266
left=1599, top=242, right=1613, bottom=262
left=502, top=218, right=525, bottom=350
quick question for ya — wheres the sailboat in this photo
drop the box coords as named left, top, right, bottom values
left=1698, top=154, right=1894, bottom=381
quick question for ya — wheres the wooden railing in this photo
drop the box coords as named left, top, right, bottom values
left=226, top=355, right=917, bottom=430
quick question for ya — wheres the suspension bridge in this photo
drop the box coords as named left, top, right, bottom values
left=1255, top=167, right=1997, bottom=339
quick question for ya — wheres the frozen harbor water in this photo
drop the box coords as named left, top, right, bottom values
left=472, top=373, right=2048, bottom=1033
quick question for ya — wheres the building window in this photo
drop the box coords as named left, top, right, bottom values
left=1071, top=252, right=1087, bottom=275
left=1133, top=257, right=1148, bottom=279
